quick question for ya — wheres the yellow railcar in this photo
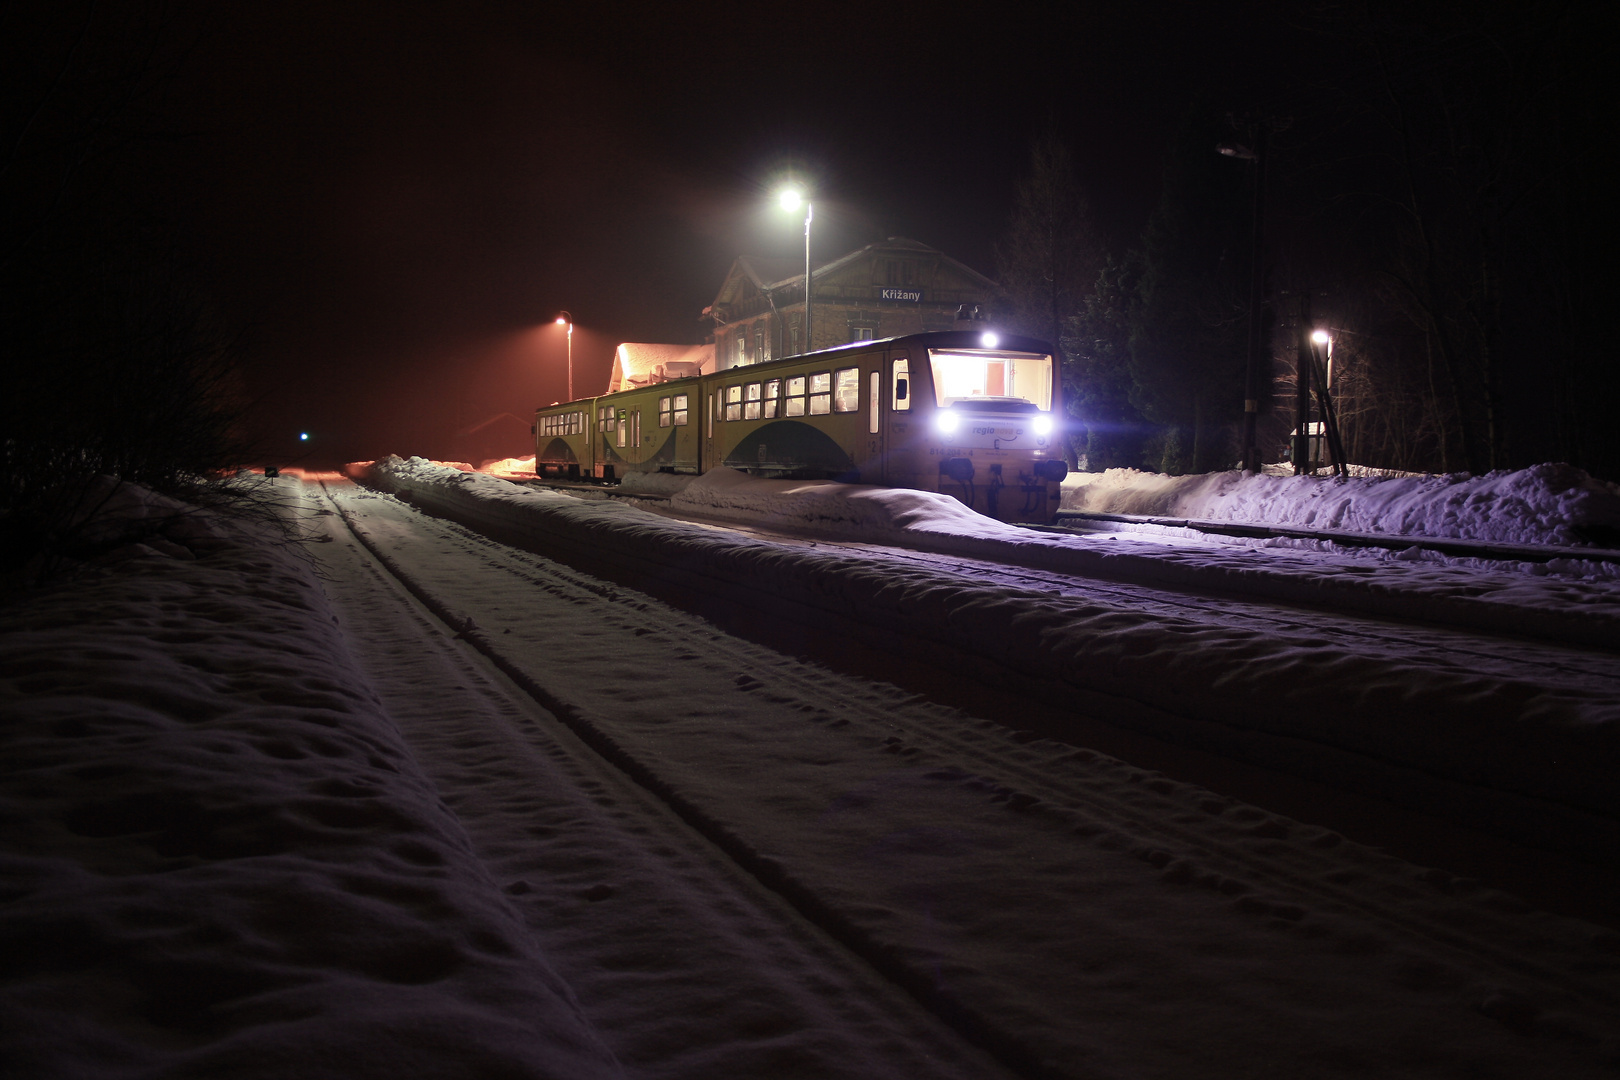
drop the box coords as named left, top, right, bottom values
left=592, top=382, right=702, bottom=480
left=534, top=330, right=1066, bottom=523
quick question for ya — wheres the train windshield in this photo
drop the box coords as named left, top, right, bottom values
left=927, top=349, right=1054, bottom=410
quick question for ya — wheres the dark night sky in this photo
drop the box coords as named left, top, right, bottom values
left=26, top=0, right=1304, bottom=465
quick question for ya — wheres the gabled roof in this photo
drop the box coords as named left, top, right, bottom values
left=607, top=342, right=715, bottom=394
left=711, top=238, right=998, bottom=316
left=711, top=255, right=801, bottom=309
left=807, top=237, right=998, bottom=291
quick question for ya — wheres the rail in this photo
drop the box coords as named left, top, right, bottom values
left=1052, top=510, right=1620, bottom=566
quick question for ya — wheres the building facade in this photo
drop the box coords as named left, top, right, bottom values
left=703, top=237, right=999, bottom=371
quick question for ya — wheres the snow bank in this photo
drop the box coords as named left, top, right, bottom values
left=353, top=457, right=1620, bottom=852
left=0, top=486, right=622, bottom=1079
left=667, top=467, right=1025, bottom=542
left=1063, top=464, right=1620, bottom=547
left=470, top=457, right=1620, bottom=548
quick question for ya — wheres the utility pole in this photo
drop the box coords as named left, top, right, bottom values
left=1293, top=295, right=1317, bottom=475
left=1220, top=121, right=1268, bottom=474
left=1242, top=122, right=1267, bottom=474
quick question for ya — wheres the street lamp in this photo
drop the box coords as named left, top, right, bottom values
left=778, top=189, right=812, bottom=353
left=1310, top=329, right=1333, bottom=389
left=555, top=311, right=574, bottom=401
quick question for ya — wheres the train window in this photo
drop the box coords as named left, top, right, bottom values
left=764, top=379, right=780, bottom=418
left=892, top=355, right=911, bottom=411
left=928, top=349, right=1054, bottom=410
left=785, top=375, right=807, bottom=417
left=833, top=368, right=859, bottom=412
left=672, top=393, right=689, bottom=426
left=599, top=405, right=614, bottom=433
left=616, top=411, right=627, bottom=448
left=744, top=382, right=762, bottom=421
left=658, top=396, right=672, bottom=428
left=724, top=384, right=743, bottom=421
left=809, top=371, right=832, bottom=415
left=869, top=370, right=880, bottom=433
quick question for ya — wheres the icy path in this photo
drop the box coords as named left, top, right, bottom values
left=321, top=480, right=1620, bottom=1080
left=301, top=485, right=1011, bottom=1079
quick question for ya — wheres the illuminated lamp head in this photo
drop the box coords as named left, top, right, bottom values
left=1311, top=329, right=1331, bottom=345
left=935, top=411, right=961, bottom=435
left=299, top=432, right=310, bottom=442
left=980, top=331, right=999, bottom=349
left=779, top=188, right=803, bottom=212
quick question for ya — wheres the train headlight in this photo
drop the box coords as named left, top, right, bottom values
left=980, top=331, right=999, bottom=349
left=1032, top=413, right=1054, bottom=437
left=936, top=411, right=961, bottom=435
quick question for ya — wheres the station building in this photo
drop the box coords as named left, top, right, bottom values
left=702, top=237, right=999, bottom=372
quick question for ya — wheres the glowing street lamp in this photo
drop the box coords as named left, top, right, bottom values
left=555, top=311, right=574, bottom=401
left=778, top=189, right=813, bottom=353
left=1310, top=328, right=1333, bottom=389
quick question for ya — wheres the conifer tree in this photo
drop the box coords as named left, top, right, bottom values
left=994, top=136, right=1105, bottom=358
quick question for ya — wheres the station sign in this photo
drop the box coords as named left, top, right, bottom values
left=878, top=287, right=922, bottom=302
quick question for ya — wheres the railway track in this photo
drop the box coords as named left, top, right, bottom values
left=313, top=478, right=1620, bottom=1077
left=1051, top=509, right=1620, bottom=566
left=358, top=467, right=1620, bottom=876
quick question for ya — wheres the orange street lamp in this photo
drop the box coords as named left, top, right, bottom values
left=555, top=311, right=574, bottom=401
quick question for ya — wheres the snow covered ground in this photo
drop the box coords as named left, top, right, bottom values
left=1062, top=463, right=1620, bottom=548
left=5, top=462, right=1620, bottom=1078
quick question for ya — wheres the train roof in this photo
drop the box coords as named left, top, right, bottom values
left=608, top=342, right=716, bottom=394
left=766, top=328, right=1054, bottom=364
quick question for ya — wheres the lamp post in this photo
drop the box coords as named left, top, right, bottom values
left=778, top=189, right=812, bottom=353
left=1308, top=327, right=1349, bottom=478
left=1310, top=329, right=1333, bottom=389
left=555, top=311, right=573, bottom=401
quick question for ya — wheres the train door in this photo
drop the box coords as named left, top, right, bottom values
left=884, top=349, right=921, bottom=488
left=702, top=388, right=716, bottom=474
